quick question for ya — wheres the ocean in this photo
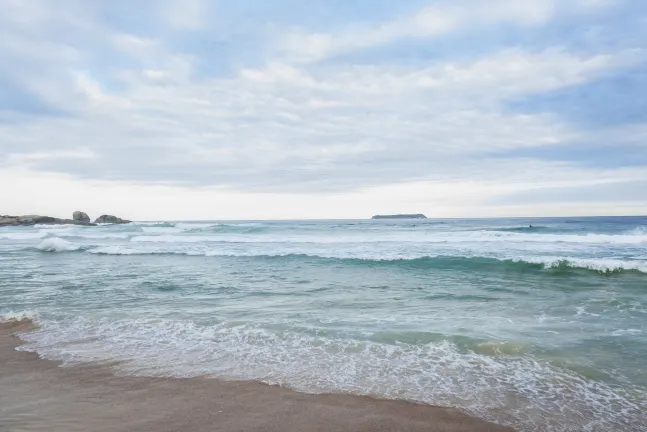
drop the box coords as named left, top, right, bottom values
left=1, top=216, right=646, bottom=431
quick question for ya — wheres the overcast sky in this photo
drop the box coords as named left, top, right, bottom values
left=1, top=0, right=646, bottom=220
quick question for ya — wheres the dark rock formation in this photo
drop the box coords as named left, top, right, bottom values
left=73, top=211, right=90, bottom=224
left=94, top=215, right=131, bottom=224
left=0, top=215, right=96, bottom=227
left=372, top=214, right=427, bottom=219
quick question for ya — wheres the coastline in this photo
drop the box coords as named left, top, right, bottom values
left=0, top=319, right=512, bottom=432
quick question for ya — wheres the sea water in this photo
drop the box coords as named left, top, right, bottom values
left=1, top=217, right=646, bottom=431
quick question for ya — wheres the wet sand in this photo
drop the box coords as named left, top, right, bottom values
left=0, top=320, right=513, bottom=432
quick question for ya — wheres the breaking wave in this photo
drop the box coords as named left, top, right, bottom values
left=15, top=316, right=647, bottom=432
left=36, top=238, right=81, bottom=252
left=83, top=247, right=647, bottom=275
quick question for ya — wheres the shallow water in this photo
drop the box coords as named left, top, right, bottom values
left=1, top=217, right=646, bottom=431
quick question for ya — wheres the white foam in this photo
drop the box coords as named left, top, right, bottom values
left=128, top=234, right=376, bottom=244
left=0, top=231, right=47, bottom=240
left=33, top=224, right=78, bottom=230
left=37, top=238, right=80, bottom=252
left=514, top=256, right=647, bottom=273
left=446, top=230, right=647, bottom=245
left=175, top=222, right=218, bottom=229
left=131, top=235, right=213, bottom=243
left=64, top=233, right=131, bottom=239
left=626, top=226, right=647, bottom=236
left=89, top=246, right=151, bottom=255
left=81, top=244, right=647, bottom=274
left=140, top=227, right=184, bottom=235
left=17, top=317, right=646, bottom=432
left=123, top=229, right=647, bottom=247
left=0, top=310, right=39, bottom=323
left=37, top=226, right=77, bottom=235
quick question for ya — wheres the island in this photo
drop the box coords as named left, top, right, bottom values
left=371, top=214, right=427, bottom=219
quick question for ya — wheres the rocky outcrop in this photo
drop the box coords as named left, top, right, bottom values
left=0, top=215, right=97, bottom=227
left=73, top=211, right=90, bottom=224
left=94, top=215, right=131, bottom=224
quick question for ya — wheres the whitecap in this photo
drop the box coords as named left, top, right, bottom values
left=0, top=231, right=47, bottom=240
left=89, top=246, right=143, bottom=255
left=0, top=310, right=39, bottom=323
left=37, top=238, right=80, bottom=252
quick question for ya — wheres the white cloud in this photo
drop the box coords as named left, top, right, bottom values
left=162, top=0, right=208, bottom=30
left=279, top=0, right=618, bottom=62
left=7, top=149, right=96, bottom=164
left=240, top=63, right=317, bottom=86
left=0, top=0, right=645, bottom=218
left=0, top=38, right=641, bottom=193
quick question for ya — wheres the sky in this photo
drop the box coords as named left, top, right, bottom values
left=1, top=0, right=646, bottom=220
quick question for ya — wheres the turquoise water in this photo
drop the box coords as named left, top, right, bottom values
left=1, top=217, right=646, bottom=431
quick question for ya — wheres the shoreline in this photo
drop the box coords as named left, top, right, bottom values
left=0, top=319, right=512, bottom=432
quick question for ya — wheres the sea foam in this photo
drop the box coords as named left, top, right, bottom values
left=0, top=232, right=47, bottom=240
left=83, top=246, right=647, bottom=274
left=0, top=310, right=39, bottom=323
left=16, top=316, right=646, bottom=432
left=37, top=238, right=80, bottom=252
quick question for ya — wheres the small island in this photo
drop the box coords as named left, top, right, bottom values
left=371, top=214, right=427, bottom=219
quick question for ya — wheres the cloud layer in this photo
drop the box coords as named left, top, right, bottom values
left=0, top=0, right=646, bottom=218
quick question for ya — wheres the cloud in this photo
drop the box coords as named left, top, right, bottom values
left=1, top=44, right=639, bottom=191
left=278, top=0, right=619, bottom=62
left=162, top=0, right=208, bottom=30
left=0, top=0, right=645, bottom=218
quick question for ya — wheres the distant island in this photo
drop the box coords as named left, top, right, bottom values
left=371, top=214, right=427, bottom=219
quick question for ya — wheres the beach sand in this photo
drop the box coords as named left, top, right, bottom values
left=0, top=320, right=512, bottom=432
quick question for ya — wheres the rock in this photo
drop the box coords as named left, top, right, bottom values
left=73, top=211, right=90, bottom=224
left=94, top=215, right=131, bottom=224
left=0, top=214, right=97, bottom=227
left=0, top=216, right=20, bottom=227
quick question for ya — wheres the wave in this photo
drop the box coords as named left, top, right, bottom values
left=127, top=235, right=368, bottom=243
left=493, top=226, right=551, bottom=233
left=124, top=230, right=647, bottom=245
left=62, top=233, right=133, bottom=239
left=336, top=255, right=647, bottom=275
left=89, top=246, right=206, bottom=256
left=627, top=226, right=647, bottom=236
left=7, top=223, right=647, bottom=246
left=15, top=316, right=646, bottom=431
left=311, top=255, right=647, bottom=275
left=134, top=222, right=176, bottom=228
left=84, top=247, right=647, bottom=275
left=37, top=238, right=81, bottom=252
left=33, top=224, right=82, bottom=230
left=0, top=310, right=39, bottom=323
left=460, top=230, right=647, bottom=245
left=184, top=224, right=268, bottom=234
left=0, top=231, right=48, bottom=240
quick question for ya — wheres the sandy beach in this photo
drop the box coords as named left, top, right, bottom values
left=0, top=319, right=512, bottom=432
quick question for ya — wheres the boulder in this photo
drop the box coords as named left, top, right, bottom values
left=73, top=211, right=90, bottom=224
left=94, top=215, right=131, bottom=224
